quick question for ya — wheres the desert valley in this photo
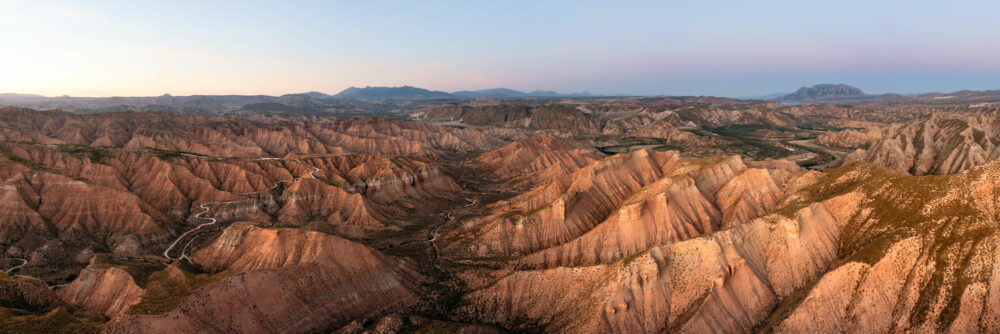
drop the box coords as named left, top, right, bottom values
left=4, top=1, right=1000, bottom=332
left=2, top=84, right=1000, bottom=332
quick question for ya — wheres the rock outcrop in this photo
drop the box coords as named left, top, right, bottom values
left=470, top=135, right=604, bottom=187
left=57, top=266, right=143, bottom=319
left=816, top=127, right=882, bottom=149
left=454, top=197, right=848, bottom=332
left=444, top=150, right=792, bottom=268
left=9, top=103, right=1000, bottom=333
left=107, top=223, right=428, bottom=333
left=0, top=107, right=522, bottom=159
left=450, top=160, right=1000, bottom=332
left=780, top=84, right=866, bottom=102
left=854, top=113, right=1000, bottom=175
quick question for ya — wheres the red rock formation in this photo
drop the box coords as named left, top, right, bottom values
left=11, top=104, right=1000, bottom=333
left=0, top=166, right=170, bottom=257
left=816, top=127, right=881, bottom=149
left=57, top=266, right=143, bottom=318
left=445, top=150, right=790, bottom=268
left=0, top=273, right=65, bottom=312
left=107, top=223, right=427, bottom=333
left=0, top=107, right=522, bottom=159
left=454, top=196, right=849, bottom=332
left=470, top=135, right=604, bottom=186
left=747, top=158, right=803, bottom=173
left=855, top=113, right=1000, bottom=175
left=0, top=134, right=471, bottom=272
left=622, top=120, right=699, bottom=143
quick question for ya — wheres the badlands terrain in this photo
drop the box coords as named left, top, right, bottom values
left=4, top=86, right=1000, bottom=333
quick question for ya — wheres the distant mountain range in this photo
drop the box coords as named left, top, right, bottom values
left=332, top=86, right=454, bottom=101
left=4, top=84, right=1000, bottom=115
left=451, top=88, right=597, bottom=99
left=777, top=84, right=867, bottom=102
left=309, top=86, right=598, bottom=101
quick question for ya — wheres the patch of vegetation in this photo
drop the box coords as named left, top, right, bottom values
left=621, top=248, right=650, bottom=265
left=411, top=320, right=464, bottom=334
left=498, top=203, right=550, bottom=220
left=755, top=264, right=829, bottom=333
left=707, top=124, right=797, bottom=136
left=796, top=124, right=857, bottom=132
left=702, top=125, right=792, bottom=160
left=147, top=148, right=201, bottom=161
left=0, top=308, right=101, bottom=334
left=768, top=160, right=996, bottom=329
left=89, top=254, right=166, bottom=288
left=125, top=262, right=232, bottom=315
left=786, top=142, right=835, bottom=168
left=667, top=289, right=712, bottom=333
left=55, top=144, right=114, bottom=164
left=653, top=144, right=683, bottom=151
left=0, top=274, right=48, bottom=312
left=597, top=137, right=669, bottom=155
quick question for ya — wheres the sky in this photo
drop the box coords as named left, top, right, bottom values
left=1, top=0, right=999, bottom=97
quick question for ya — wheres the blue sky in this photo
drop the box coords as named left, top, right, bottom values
left=1, top=0, right=999, bottom=97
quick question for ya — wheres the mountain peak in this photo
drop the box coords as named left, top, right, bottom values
left=299, top=91, right=334, bottom=99
left=780, top=84, right=865, bottom=102
left=332, top=85, right=452, bottom=101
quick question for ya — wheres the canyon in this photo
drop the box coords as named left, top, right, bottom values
left=2, top=93, right=1000, bottom=333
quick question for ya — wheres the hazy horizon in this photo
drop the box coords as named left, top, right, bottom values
left=2, top=82, right=994, bottom=100
left=3, top=0, right=999, bottom=97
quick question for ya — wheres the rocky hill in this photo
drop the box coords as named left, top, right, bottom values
left=332, top=86, right=453, bottom=101
left=846, top=113, right=1000, bottom=175
left=443, top=150, right=790, bottom=268
left=443, top=155, right=1000, bottom=332
left=7, top=102, right=1000, bottom=332
left=780, top=84, right=866, bottom=102
left=816, top=127, right=882, bottom=149
left=104, top=223, right=428, bottom=333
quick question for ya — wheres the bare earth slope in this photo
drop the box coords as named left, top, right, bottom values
left=105, top=223, right=428, bottom=333
left=7, top=105, right=1000, bottom=332
left=849, top=113, right=1000, bottom=175
left=449, top=160, right=1000, bottom=332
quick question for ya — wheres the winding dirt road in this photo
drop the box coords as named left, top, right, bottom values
left=2, top=257, right=69, bottom=289
left=2, top=257, right=27, bottom=274
left=787, top=139, right=852, bottom=170
left=162, top=159, right=321, bottom=261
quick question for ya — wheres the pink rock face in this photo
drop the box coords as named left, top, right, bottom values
left=452, top=160, right=1000, bottom=333
left=0, top=107, right=523, bottom=159
left=623, top=120, right=699, bottom=143
left=446, top=151, right=790, bottom=268
left=816, top=127, right=882, bottom=149
left=0, top=168, right=170, bottom=256
left=11, top=105, right=1000, bottom=333
left=859, top=113, right=1000, bottom=175
left=105, top=224, right=427, bottom=333
left=57, top=266, right=144, bottom=318
left=454, top=196, right=850, bottom=333
left=470, top=134, right=605, bottom=187
left=747, top=158, right=803, bottom=173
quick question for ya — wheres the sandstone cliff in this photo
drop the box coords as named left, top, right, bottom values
left=443, top=150, right=792, bottom=268
left=854, top=113, right=1000, bottom=175
left=0, top=107, right=522, bottom=159
left=106, top=223, right=428, bottom=333
left=469, top=135, right=604, bottom=187
left=57, top=266, right=143, bottom=319
left=447, top=160, right=1000, bottom=332
left=815, top=127, right=882, bottom=149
